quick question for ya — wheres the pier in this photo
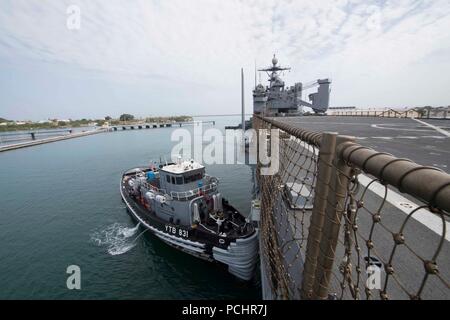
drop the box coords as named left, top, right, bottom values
left=109, top=120, right=215, bottom=131
left=0, top=128, right=106, bottom=153
left=0, top=120, right=217, bottom=153
left=0, top=128, right=74, bottom=141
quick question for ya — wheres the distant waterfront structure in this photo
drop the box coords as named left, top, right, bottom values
left=253, top=55, right=331, bottom=116
left=328, top=106, right=356, bottom=110
left=327, top=106, right=449, bottom=119
left=416, top=106, right=450, bottom=119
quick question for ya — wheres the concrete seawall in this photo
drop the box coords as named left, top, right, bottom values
left=0, top=128, right=107, bottom=153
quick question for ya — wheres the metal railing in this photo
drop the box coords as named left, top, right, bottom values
left=142, top=182, right=166, bottom=195
left=170, top=182, right=218, bottom=200
left=139, top=173, right=218, bottom=201
left=254, top=115, right=450, bottom=300
left=330, top=107, right=450, bottom=119
left=330, top=108, right=422, bottom=118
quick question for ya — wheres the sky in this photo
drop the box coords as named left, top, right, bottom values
left=0, top=0, right=449, bottom=121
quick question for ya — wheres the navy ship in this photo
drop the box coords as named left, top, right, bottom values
left=120, top=157, right=259, bottom=280
left=227, top=55, right=332, bottom=133
left=254, top=55, right=331, bottom=116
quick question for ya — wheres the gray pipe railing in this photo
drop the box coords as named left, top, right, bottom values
left=339, top=141, right=450, bottom=213
left=256, top=115, right=450, bottom=299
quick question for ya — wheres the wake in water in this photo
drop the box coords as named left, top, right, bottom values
left=90, top=222, right=141, bottom=255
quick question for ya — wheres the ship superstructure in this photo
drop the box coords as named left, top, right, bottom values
left=253, top=55, right=331, bottom=116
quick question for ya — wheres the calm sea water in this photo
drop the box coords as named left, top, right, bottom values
left=0, top=116, right=260, bottom=299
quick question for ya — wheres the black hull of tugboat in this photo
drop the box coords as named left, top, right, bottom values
left=120, top=179, right=259, bottom=281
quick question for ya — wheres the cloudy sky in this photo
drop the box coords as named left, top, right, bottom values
left=0, top=0, right=449, bottom=120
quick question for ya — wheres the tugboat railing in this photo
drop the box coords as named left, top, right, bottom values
left=141, top=180, right=217, bottom=201
left=170, top=183, right=218, bottom=200
left=143, top=182, right=166, bottom=195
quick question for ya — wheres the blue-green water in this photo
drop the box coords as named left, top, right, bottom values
left=0, top=116, right=260, bottom=299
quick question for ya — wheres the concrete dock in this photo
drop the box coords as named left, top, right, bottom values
left=0, top=120, right=217, bottom=153
left=0, top=128, right=107, bottom=153
left=108, top=120, right=215, bottom=131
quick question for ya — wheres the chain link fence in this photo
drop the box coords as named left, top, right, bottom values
left=254, top=115, right=450, bottom=300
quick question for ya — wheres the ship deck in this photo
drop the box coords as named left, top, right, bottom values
left=268, top=116, right=450, bottom=299
left=272, top=116, right=450, bottom=169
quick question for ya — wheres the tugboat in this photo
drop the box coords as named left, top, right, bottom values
left=120, top=157, right=259, bottom=280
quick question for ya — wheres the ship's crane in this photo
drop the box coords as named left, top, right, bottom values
left=297, top=79, right=332, bottom=114
left=301, top=80, right=320, bottom=91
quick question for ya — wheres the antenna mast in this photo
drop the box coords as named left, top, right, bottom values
left=241, top=68, right=245, bottom=139
left=254, top=60, right=257, bottom=89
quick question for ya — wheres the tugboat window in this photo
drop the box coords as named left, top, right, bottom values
left=185, top=173, right=202, bottom=183
left=166, top=175, right=170, bottom=183
left=176, top=176, right=183, bottom=184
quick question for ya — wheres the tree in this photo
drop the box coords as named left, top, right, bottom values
left=119, top=114, right=134, bottom=121
left=105, top=116, right=112, bottom=121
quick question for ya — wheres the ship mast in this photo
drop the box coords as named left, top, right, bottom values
left=241, top=68, right=245, bottom=140
left=258, top=54, right=290, bottom=88
left=254, top=60, right=257, bottom=89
